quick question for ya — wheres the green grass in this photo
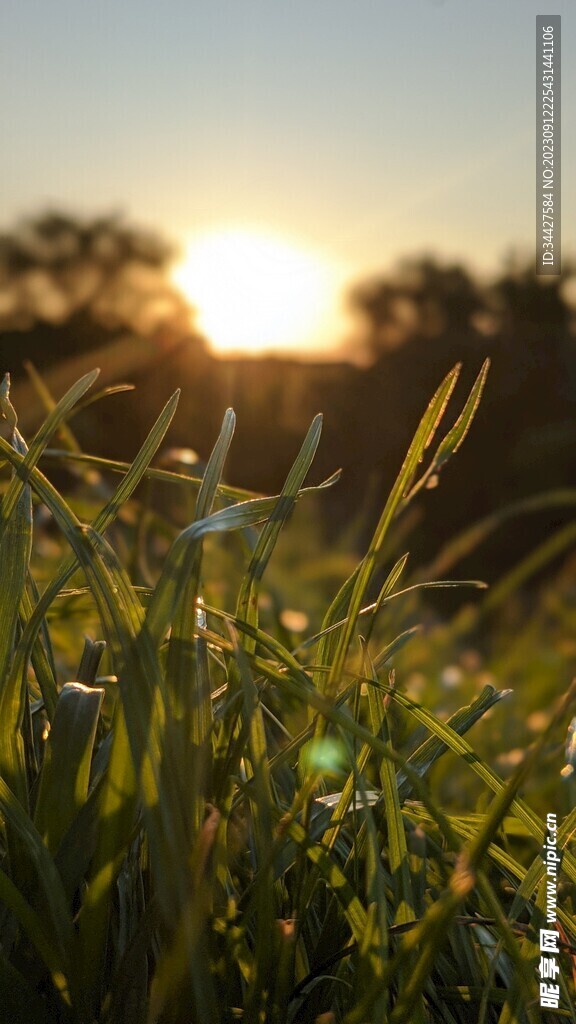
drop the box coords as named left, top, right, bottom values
left=0, top=362, right=575, bottom=1023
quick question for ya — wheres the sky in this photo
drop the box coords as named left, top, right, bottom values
left=1, top=0, right=574, bottom=355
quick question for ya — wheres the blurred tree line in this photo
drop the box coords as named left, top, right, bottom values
left=1, top=211, right=575, bottom=580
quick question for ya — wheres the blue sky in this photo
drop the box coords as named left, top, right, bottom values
left=1, top=0, right=573, bottom=350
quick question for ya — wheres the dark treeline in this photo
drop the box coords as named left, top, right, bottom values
left=1, top=212, right=575, bottom=581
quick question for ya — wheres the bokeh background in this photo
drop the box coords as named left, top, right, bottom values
left=2, top=0, right=576, bottom=702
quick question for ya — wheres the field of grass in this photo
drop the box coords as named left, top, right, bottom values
left=0, top=362, right=575, bottom=1023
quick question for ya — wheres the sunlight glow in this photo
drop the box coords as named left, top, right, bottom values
left=171, top=228, right=339, bottom=356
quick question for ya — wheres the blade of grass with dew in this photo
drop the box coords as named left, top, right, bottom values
left=221, top=415, right=325, bottom=904
left=0, top=439, right=333, bottom=965
left=226, top=414, right=329, bottom=833
left=22, top=578, right=58, bottom=718
left=0, top=368, right=99, bottom=538
left=403, top=358, right=490, bottom=504
left=70, top=528, right=250, bottom=1024
left=71, top=526, right=187, bottom=895
left=144, top=482, right=338, bottom=652
left=308, top=552, right=410, bottom=693
left=0, top=375, right=34, bottom=815
left=323, top=363, right=462, bottom=696
left=358, top=550, right=410, bottom=649
left=33, top=682, right=104, bottom=854
left=67, top=525, right=195, bottom=1006
left=164, top=408, right=235, bottom=837
left=0, top=439, right=143, bottom=1009
left=65, top=382, right=136, bottom=419
left=311, top=562, right=364, bottom=692
left=5, top=389, right=180, bottom=721
left=238, top=413, right=324, bottom=625
left=43, top=448, right=256, bottom=503
left=296, top=577, right=484, bottom=666
left=195, top=410, right=236, bottom=521
left=23, top=358, right=89, bottom=456
left=430, top=357, right=490, bottom=466
left=326, top=362, right=488, bottom=699
left=0, top=443, right=181, bottom=1009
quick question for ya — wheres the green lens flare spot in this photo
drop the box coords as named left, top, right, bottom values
left=302, top=737, right=346, bottom=777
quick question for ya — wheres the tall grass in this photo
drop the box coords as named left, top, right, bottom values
left=0, top=362, right=574, bottom=1023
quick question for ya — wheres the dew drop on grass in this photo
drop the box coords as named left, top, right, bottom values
left=562, top=716, right=576, bottom=778
left=196, top=595, right=207, bottom=629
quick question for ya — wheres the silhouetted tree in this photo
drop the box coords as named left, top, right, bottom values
left=0, top=210, right=199, bottom=375
left=350, top=256, right=485, bottom=355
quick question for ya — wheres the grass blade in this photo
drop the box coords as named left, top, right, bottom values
left=0, top=376, right=34, bottom=810
left=34, top=682, right=104, bottom=854
left=325, top=364, right=462, bottom=694
left=5, top=389, right=180, bottom=722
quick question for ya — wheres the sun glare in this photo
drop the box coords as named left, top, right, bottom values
left=171, top=228, right=339, bottom=356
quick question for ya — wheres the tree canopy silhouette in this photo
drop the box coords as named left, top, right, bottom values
left=0, top=211, right=199, bottom=375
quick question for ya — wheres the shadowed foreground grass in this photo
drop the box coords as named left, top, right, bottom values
left=0, top=361, right=575, bottom=1023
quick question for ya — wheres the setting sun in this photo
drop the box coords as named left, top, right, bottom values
left=171, top=228, right=340, bottom=356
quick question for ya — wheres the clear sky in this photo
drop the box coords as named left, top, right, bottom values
left=1, top=0, right=574, bottom=354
